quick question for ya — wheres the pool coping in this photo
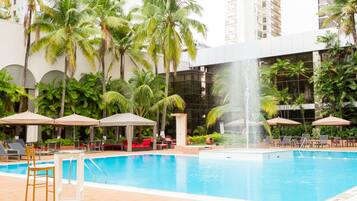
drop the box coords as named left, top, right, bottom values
left=0, top=172, right=243, bottom=201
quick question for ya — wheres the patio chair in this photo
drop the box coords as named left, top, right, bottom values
left=277, top=136, right=292, bottom=147
left=346, top=137, right=355, bottom=147
left=47, top=142, right=60, bottom=152
left=295, top=134, right=311, bottom=148
left=15, top=139, right=26, bottom=148
left=332, top=137, right=342, bottom=147
left=90, top=140, right=103, bottom=151
left=0, top=143, right=20, bottom=161
left=315, top=135, right=329, bottom=148
left=8, top=142, right=26, bottom=159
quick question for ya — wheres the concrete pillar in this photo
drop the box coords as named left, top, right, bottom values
left=126, top=125, right=133, bottom=152
left=171, top=113, right=187, bottom=147
left=313, top=51, right=323, bottom=120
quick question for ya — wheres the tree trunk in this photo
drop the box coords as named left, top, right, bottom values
left=58, top=57, right=68, bottom=138
left=160, top=66, right=170, bottom=136
left=100, top=39, right=107, bottom=118
left=351, top=16, right=357, bottom=46
left=154, top=63, right=158, bottom=76
left=120, top=52, right=125, bottom=80
left=19, top=9, right=33, bottom=112
left=300, top=106, right=307, bottom=133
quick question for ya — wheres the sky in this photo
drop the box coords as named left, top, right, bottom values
left=196, top=0, right=319, bottom=47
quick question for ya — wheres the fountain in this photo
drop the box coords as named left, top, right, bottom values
left=199, top=60, right=292, bottom=161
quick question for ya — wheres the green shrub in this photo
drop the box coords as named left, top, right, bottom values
left=188, top=133, right=223, bottom=145
left=45, top=138, right=74, bottom=146
left=272, top=125, right=313, bottom=138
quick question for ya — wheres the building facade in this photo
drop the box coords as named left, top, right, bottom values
left=225, top=0, right=281, bottom=43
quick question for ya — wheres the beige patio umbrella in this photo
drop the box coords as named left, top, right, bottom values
left=54, top=114, right=99, bottom=141
left=312, top=115, right=351, bottom=126
left=0, top=111, right=54, bottom=125
left=54, top=114, right=99, bottom=126
left=267, top=117, right=301, bottom=126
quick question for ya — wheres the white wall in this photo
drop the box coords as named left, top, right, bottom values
left=0, top=20, right=162, bottom=82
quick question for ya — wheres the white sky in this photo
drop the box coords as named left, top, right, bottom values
left=196, top=0, right=319, bottom=47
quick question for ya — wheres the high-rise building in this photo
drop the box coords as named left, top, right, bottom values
left=0, top=0, right=25, bottom=22
left=225, top=0, right=281, bottom=43
left=318, top=0, right=333, bottom=29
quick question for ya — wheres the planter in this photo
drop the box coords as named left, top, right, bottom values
left=60, top=145, right=75, bottom=150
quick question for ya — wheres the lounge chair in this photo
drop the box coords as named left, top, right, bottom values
left=0, top=143, right=20, bottom=161
left=346, top=137, right=355, bottom=147
left=277, top=136, right=292, bottom=147
left=332, top=137, right=342, bottom=147
left=8, top=142, right=27, bottom=159
left=315, top=135, right=329, bottom=148
left=48, top=142, right=60, bottom=152
left=89, top=140, right=103, bottom=151
left=295, top=134, right=311, bottom=148
left=15, top=139, right=26, bottom=148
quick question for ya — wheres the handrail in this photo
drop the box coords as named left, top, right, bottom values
left=84, top=161, right=97, bottom=182
left=87, top=158, right=108, bottom=184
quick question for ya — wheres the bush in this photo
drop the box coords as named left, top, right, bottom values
left=45, top=138, right=74, bottom=146
left=320, top=127, right=357, bottom=139
left=188, top=133, right=223, bottom=145
left=272, top=125, right=313, bottom=138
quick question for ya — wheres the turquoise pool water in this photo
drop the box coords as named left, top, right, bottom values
left=1, top=151, right=357, bottom=201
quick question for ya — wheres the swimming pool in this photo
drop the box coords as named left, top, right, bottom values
left=1, top=151, right=357, bottom=201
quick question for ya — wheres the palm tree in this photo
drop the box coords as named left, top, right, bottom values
left=206, top=69, right=279, bottom=128
left=30, top=0, right=98, bottom=119
left=0, top=0, right=11, bottom=19
left=85, top=0, right=126, bottom=118
left=109, top=8, right=150, bottom=80
left=320, top=0, right=357, bottom=45
left=103, top=69, right=185, bottom=119
left=20, top=0, right=43, bottom=111
left=139, top=0, right=206, bottom=136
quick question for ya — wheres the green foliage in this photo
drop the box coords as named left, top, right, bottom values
left=316, top=32, right=357, bottom=118
left=320, top=127, right=357, bottom=139
left=37, top=73, right=103, bottom=119
left=192, top=126, right=207, bottom=136
left=0, top=70, right=28, bottom=117
left=271, top=125, right=313, bottom=139
left=45, top=138, right=74, bottom=146
left=104, top=69, right=185, bottom=120
left=188, top=133, right=223, bottom=145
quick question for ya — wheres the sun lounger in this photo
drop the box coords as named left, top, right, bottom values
left=314, top=135, right=329, bottom=148
left=277, top=136, right=292, bottom=147
left=332, top=137, right=342, bottom=147
left=0, top=143, right=20, bottom=161
left=295, top=134, right=311, bottom=148
left=8, top=142, right=26, bottom=159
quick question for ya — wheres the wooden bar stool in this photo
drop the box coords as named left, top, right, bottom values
left=25, top=145, right=56, bottom=201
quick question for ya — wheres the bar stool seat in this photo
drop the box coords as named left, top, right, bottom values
left=25, top=145, right=55, bottom=201
left=29, top=164, right=55, bottom=169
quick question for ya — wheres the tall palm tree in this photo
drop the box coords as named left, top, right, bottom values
left=109, top=8, right=150, bottom=80
left=85, top=0, right=126, bottom=118
left=139, top=0, right=206, bottom=136
left=320, top=0, right=357, bottom=45
left=30, top=0, right=97, bottom=119
left=20, top=0, right=43, bottom=111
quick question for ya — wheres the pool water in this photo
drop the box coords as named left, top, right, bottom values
left=1, top=151, right=357, bottom=201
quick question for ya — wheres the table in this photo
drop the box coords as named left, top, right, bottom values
left=54, top=150, right=85, bottom=201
